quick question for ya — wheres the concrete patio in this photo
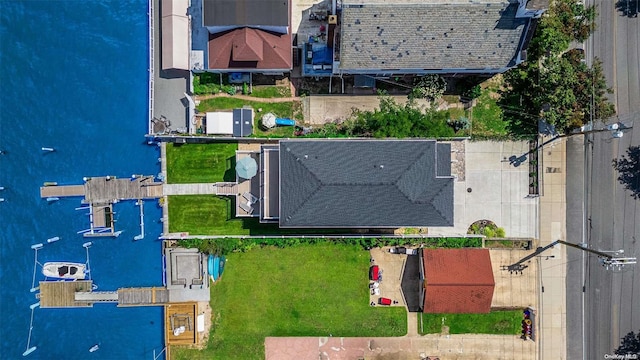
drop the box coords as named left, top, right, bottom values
left=430, top=141, right=539, bottom=239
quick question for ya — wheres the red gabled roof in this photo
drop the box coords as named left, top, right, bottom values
left=208, top=27, right=292, bottom=70
left=422, top=248, right=495, bottom=313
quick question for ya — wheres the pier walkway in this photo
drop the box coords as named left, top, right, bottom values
left=39, top=175, right=163, bottom=237
left=38, top=281, right=169, bottom=308
left=162, top=183, right=217, bottom=195
left=39, top=176, right=163, bottom=203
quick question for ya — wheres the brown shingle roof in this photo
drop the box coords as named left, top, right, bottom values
left=232, top=28, right=263, bottom=61
left=208, top=28, right=292, bottom=70
left=422, top=248, right=495, bottom=313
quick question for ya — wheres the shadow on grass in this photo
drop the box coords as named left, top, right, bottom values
left=223, top=156, right=236, bottom=182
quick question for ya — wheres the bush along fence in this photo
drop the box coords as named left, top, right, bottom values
left=528, top=138, right=540, bottom=196
left=179, top=236, right=484, bottom=255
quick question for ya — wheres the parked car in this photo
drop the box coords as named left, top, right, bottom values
left=388, top=247, right=418, bottom=255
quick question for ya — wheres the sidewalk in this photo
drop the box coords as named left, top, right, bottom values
left=538, top=136, right=568, bottom=359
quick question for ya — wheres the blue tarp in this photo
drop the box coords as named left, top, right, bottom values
left=312, top=46, right=332, bottom=65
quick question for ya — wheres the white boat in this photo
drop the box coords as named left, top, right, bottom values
left=89, top=344, right=99, bottom=352
left=42, top=262, right=87, bottom=280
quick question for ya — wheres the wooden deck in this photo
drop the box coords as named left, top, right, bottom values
left=39, top=176, right=162, bottom=203
left=84, top=176, right=162, bottom=204
left=117, top=287, right=169, bottom=306
left=91, top=204, right=112, bottom=228
left=40, top=185, right=85, bottom=198
left=165, top=302, right=198, bottom=345
left=38, top=281, right=94, bottom=308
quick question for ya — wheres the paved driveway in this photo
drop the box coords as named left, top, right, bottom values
left=430, top=141, right=538, bottom=239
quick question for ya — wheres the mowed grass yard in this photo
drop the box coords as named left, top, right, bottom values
left=168, top=195, right=351, bottom=235
left=172, top=244, right=407, bottom=360
left=166, top=143, right=237, bottom=183
left=197, top=97, right=302, bottom=138
left=419, top=310, right=522, bottom=335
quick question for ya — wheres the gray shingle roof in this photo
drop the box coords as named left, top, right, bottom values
left=203, top=0, right=289, bottom=27
left=279, top=140, right=453, bottom=228
left=232, top=108, right=253, bottom=137
left=339, top=2, right=528, bottom=72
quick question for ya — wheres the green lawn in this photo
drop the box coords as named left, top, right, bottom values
left=419, top=310, right=523, bottom=335
left=470, top=86, right=508, bottom=137
left=172, top=244, right=407, bottom=360
left=197, top=97, right=301, bottom=138
left=166, top=143, right=237, bottom=184
left=168, top=195, right=351, bottom=235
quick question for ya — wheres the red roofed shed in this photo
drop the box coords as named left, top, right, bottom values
left=420, top=248, right=495, bottom=313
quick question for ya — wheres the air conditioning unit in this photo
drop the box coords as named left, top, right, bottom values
left=328, top=15, right=337, bottom=24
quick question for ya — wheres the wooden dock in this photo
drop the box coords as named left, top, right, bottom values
left=40, top=185, right=85, bottom=198
left=84, top=176, right=163, bottom=203
left=165, top=302, right=198, bottom=345
left=118, top=287, right=169, bottom=306
left=39, top=176, right=163, bottom=203
left=38, top=283, right=169, bottom=307
left=38, top=281, right=94, bottom=308
left=39, top=175, right=162, bottom=237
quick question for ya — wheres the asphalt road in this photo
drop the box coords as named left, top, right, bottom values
left=568, top=0, right=640, bottom=359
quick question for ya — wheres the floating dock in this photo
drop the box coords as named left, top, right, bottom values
left=39, top=176, right=162, bottom=237
left=38, top=281, right=95, bottom=308
left=39, top=176, right=162, bottom=203
left=37, top=281, right=169, bottom=308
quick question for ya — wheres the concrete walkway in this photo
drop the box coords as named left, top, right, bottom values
left=162, top=183, right=217, bottom=195
left=195, top=93, right=299, bottom=103
left=265, top=334, right=536, bottom=360
left=537, top=136, right=568, bottom=360
left=406, top=312, right=418, bottom=337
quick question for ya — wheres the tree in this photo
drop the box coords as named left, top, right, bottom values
left=349, top=94, right=455, bottom=138
left=612, top=146, right=640, bottom=200
left=409, top=74, right=446, bottom=101
left=500, top=49, right=614, bottom=134
left=528, top=0, right=596, bottom=59
left=615, top=330, right=640, bottom=355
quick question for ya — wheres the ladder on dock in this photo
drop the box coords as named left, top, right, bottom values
left=213, top=182, right=238, bottom=195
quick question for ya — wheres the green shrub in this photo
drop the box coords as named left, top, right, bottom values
left=463, top=85, right=482, bottom=100
left=483, top=227, right=496, bottom=238
left=180, top=236, right=483, bottom=255
left=495, top=227, right=506, bottom=238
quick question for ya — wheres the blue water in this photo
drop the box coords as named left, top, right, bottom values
left=0, top=1, right=166, bottom=358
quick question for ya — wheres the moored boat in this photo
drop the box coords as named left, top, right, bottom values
left=42, top=262, right=87, bottom=280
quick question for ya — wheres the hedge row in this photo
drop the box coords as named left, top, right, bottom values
left=179, top=236, right=483, bottom=255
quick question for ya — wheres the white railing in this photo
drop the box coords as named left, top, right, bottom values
left=148, top=0, right=155, bottom=135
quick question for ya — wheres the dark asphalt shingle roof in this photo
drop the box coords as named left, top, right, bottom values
left=232, top=108, right=253, bottom=137
left=339, top=2, right=528, bottom=71
left=203, top=0, right=289, bottom=27
left=279, top=140, right=453, bottom=228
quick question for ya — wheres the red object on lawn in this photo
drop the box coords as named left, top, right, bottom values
left=369, top=265, right=379, bottom=281
left=379, top=297, right=392, bottom=306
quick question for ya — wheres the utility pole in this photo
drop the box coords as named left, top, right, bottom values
left=502, top=240, right=636, bottom=273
